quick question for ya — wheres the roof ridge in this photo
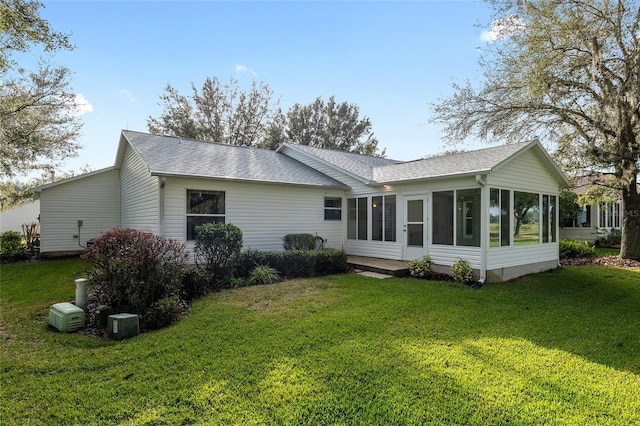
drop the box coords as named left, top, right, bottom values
left=285, top=141, right=400, bottom=163
left=122, top=130, right=266, bottom=151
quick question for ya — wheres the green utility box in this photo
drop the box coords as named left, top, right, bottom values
left=107, top=313, right=139, bottom=341
left=49, top=302, right=86, bottom=332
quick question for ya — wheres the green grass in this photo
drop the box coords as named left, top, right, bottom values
left=594, top=247, right=620, bottom=257
left=2, top=259, right=640, bottom=425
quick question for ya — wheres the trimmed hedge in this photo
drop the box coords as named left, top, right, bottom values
left=237, top=248, right=348, bottom=279
left=282, top=233, right=317, bottom=251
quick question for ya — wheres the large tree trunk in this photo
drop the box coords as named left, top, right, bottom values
left=620, top=171, right=640, bottom=261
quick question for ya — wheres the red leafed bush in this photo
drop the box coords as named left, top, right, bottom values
left=82, top=228, right=189, bottom=323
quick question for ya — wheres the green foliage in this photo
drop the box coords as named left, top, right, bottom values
left=0, top=230, right=23, bottom=258
left=450, top=258, right=473, bottom=284
left=594, top=228, right=622, bottom=248
left=559, top=239, right=596, bottom=259
left=180, top=266, right=213, bottom=300
left=285, top=96, right=385, bottom=156
left=559, top=189, right=582, bottom=228
left=429, top=0, right=640, bottom=259
left=194, top=222, right=243, bottom=281
left=3, top=260, right=640, bottom=424
left=408, top=256, right=432, bottom=278
left=237, top=248, right=348, bottom=279
left=81, top=228, right=189, bottom=324
left=0, top=0, right=73, bottom=71
left=147, top=77, right=279, bottom=147
left=576, top=175, right=620, bottom=207
left=143, top=296, right=184, bottom=331
left=249, top=265, right=280, bottom=285
left=282, top=233, right=317, bottom=251
left=146, top=75, right=383, bottom=156
left=313, top=248, right=349, bottom=275
left=1, top=1, right=81, bottom=177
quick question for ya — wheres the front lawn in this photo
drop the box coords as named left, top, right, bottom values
left=1, top=259, right=639, bottom=424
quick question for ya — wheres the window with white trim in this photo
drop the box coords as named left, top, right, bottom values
left=324, top=197, right=342, bottom=220
left=186, top=190, right=225, bottom=240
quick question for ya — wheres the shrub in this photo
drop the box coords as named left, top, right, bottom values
left=143, top=296, right=184, bottom=331
left=249, top=265, right=280, bottom=285
left=194, top=223, right=243, bottom=281
left=0, top=231, right=25, bottom=260
left=236, top=248, right=348, bottom=280
left=408, top=256, right=432, bottom=278
left=314, top=248, right=348, bottom=275
left=181, top=266, right=213, bottom=300
left=282, top=233, right=317, bottom=251
left=450, top=258, right=474, bottom=284
left=81, top=228, right=189, bottom=318
left=559, top=239, right=596, bottom=258
left=594, top=228, right=622, bottom=248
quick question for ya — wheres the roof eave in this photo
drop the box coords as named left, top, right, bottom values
left=373, top=170, right=492, bottom=186
left=35, top=166, right=119, bottom=192
left=150, top=171, right=350, bottom=191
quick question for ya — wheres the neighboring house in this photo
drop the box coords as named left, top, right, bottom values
left=559, top=174, right=622, bottom=243
left=37, top=130, right=570, bottom=282
left=0, top=200, right=40, bottom=234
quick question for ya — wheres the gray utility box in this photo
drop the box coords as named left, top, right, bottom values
left=49, top=302, right=86, bottom=332
left=107, top=313, right=139, bottom=341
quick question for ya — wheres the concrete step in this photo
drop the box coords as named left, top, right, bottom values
left=347, top=256, right=410, bottom=277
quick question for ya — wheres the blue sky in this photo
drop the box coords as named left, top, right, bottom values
left=36, top=0, right=496, bottom=173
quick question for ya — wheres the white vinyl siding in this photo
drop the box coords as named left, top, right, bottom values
left=162, top=177, right=346, bottom=256
left=120, top=145, right=159, bottom=234
left=40, top=169, right=120, bottom=254
left=488, top=149, right=560, bottom=193
left=487, top=244, right=559, bottom=270
left=486, top=148, right=561, bottom=275
left=0, top=201, right=40, bottom=233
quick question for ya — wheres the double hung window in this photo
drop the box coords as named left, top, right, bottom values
left=186, top=190, right=225, bottom=240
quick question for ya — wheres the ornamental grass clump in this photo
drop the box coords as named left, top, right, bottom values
left=249, top=265, right=280, bottom=285
left=81, top=228, right=189, bottom=329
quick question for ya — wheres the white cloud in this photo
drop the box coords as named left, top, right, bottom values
left=118, top=89, right=136, bottom=103
left=70, top=93, right=93, bottom=115
left=480, top=15, right=524, bottom=43
left=235, top=64, right=257, bottom=76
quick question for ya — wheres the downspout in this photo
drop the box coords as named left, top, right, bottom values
left=476, top=174, right=487, bottom=285
left=159, top=176, right=166, bottom=236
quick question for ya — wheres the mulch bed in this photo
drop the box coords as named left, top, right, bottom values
left=560, top=255, right=640, bottom=268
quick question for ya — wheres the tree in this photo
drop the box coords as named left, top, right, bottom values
left=0, top=0, right=82, bottom=178
left=147, top=77, right=280, bottom=148
left=513, top=191, right=539, bottom=237
left=430, top=0, right=640, bottom=260
left=285, top=96, right=384, bottom=156
left=148, top=78, right=385, bottom=156
left=559, top=189, right=582, bottom=228
left=0, top=165, right=91, bottom=211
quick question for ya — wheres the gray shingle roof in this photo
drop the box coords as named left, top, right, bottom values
left=280, top=143, right=400, bottom=182
left=121, top=131, right=348, bottom=189
left=372, top=141, right=535, bottom=183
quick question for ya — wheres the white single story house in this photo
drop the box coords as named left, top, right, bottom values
left=559, top=174, right=622, bottom=243
left=0, top=200, right=40, bottom=234
left=37, top=130, right=570, bottom=282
